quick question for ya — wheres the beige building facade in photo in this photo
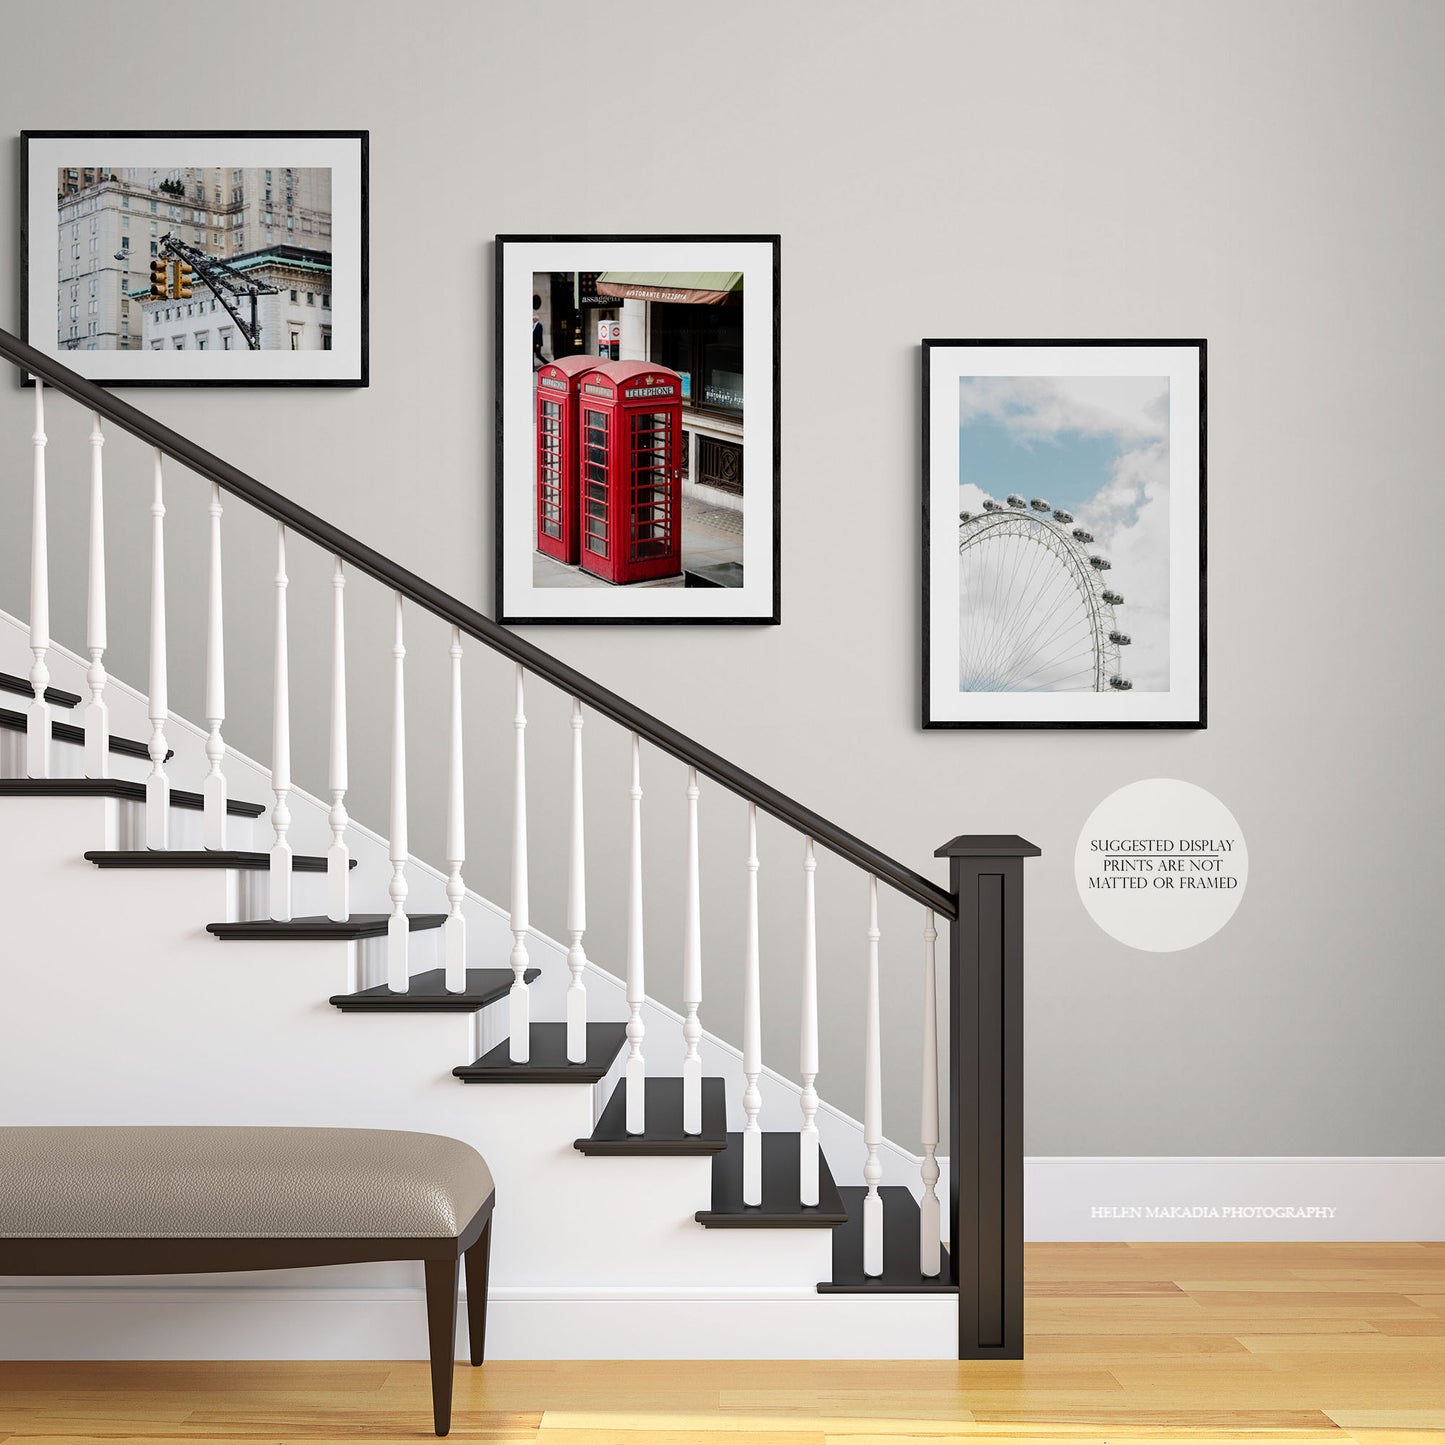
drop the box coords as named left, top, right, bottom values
left=53, top=166, right=331, bottom=351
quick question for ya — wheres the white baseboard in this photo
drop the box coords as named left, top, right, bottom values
left=0, top=1285, right=956, bottom=1361
left=1026, top=1156, right=1445, bottom=1240
left=4, top=1159, right=1439, bottom=1363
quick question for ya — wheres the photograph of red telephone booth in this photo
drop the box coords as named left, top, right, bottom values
left=497, top=237, right=779, bottom=624
left=575, top=360, right=684, bottom=585
left=534, top=355, right=596, bottom=565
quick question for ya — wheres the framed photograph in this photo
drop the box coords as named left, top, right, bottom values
left=923, top=339, right=1206, bottom=728
left=21, top=130, right=367, bottom=386
left=495, top=234, right=780, bottom=624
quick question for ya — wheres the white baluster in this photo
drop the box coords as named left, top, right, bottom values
left=625, top=733, right=646, bottom=1133
left=508, top=664, right=530, bottom=1061
left=742, top=802, right=763, bottom=1205
left=682, top=766, right=704, bottom=1135
left=269, top=523, right=292, bottom=919
left=443, top=626, right=466, bottom=993
left=83, top=413, right=109, bottom=776
left=863, top=874, right=884, bottom=1277
left=26, top=382, right=50, bottom=779
left=565, top=697, right=588, bottom=1061
left=799, top=837, right=820, bottom=1206
left=202, top=484, right=227, bottom=848
left=144, top=452, right=170, bottom=848
left=326, top=557, right=349, bottom=919
left=387, top=593, right=409, bottom=993
left=920, top=909, right=942, bottom=1278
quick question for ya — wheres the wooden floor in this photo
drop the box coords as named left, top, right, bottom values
left=2, top=1244, right=1443, bottom=1442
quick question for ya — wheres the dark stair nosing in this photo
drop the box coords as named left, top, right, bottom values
left=332, top=966, right=539, bottom=1012
left=208, top=912, right=444, bottom=942
left=818, top=1185, right=958, bottom=1294
left=453, top=1022, right=627, bottom=1084
left=0, top=672, right=81, bottom=708
left=575, top=1076, right=729, bottom=1156
left=0, top=778, right=265, bottom=818
left=85, top=849, right=346, bottom=871
left=0, top=707, right=172, bottom=761
left=695, top=1132, right=848, bottom=1229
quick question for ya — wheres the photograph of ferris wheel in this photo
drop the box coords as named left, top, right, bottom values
left=923, top=340, right=1205, bottom=728
left=956, top=374, right=1169, bottom=696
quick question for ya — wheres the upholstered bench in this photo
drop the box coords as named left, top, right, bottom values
left=0, top=1126, right=494, bottom=1436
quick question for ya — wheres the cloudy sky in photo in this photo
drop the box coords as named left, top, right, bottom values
left=957, top=375, right=1171, bottom=691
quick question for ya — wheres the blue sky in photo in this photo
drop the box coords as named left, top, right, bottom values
left=957, top=414, right=1119, bottom=514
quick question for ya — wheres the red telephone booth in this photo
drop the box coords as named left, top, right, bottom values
left=576, top=361, right=684, bottom=585
left=534, top=355, right=596, bottom=565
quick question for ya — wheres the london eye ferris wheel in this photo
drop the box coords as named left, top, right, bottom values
left=958, top=496, right=1132, bottom=693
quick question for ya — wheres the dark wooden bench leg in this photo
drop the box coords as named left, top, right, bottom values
left=423, top=1255, right=459, bottom=1436
left=463, top=1215, right=492, bottom=1366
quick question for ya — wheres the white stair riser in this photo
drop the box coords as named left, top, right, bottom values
left=231, top=866, right=328, bottom=924
left=120, top=804, right=258, bottom=852
left=0, top=730, right=149, bottom=785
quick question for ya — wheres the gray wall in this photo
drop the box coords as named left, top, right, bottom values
left=2, top=0, right=1442, bottom=1155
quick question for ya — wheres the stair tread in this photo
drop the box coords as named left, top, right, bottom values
left=332, top=966, right=540, bottom=1010
left=454, top=1022, right=627, bottom=1084
left=575, top=1077, right=729, bottom=1155
left=818, top=1185, right=957, bottom=1293
left=0, top=779, right=265, bottom=817
left=696, top=1132, right=848, bottom=1228
left=85, top=849, right=343, bottom=871
left=0, top=672, right=81, bottom=708
left=0, top=706, right=172, bottom=760
left=209, top=912, right=444, bottom=941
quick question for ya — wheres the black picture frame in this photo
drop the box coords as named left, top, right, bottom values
left=494, top=234, right=781, bottom=626
left=21, top=130, right=368, bottom=387
left=922, top=338, right=1207, bottom=729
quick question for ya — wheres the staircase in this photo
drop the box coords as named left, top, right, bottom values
left=0, top=328, right=1037, bottom=1362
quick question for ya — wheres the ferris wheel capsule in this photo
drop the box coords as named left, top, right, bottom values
left=1089, top=555, right=1111, bottom=571
left=959, top=510, right=975, bottom=522
left=1109, top=631, right=1131, bottom=645
left=1006, top=493, right=1027, bottom=509
left=1108, top=676, right=1133, bottom=691
left=1029, top=497, right=1051, bottom=513
left=1102, top=589, right=1124, bottom=606
left=982, top=498, right=1005, bottom=512
left=1072, top=527, right=1094, bottom=544
left=1053, top=509, right=1074, bottom=524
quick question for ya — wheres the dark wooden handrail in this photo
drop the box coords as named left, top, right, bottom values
left=0, top=327, right=956, bottom=919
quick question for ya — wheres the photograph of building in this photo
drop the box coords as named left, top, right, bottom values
left=53, top=165, right=332, bottom=352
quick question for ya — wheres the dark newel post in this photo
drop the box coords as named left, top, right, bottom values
left=936, top=833, right=1041, bottom=1361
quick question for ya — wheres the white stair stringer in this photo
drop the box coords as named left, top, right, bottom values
left=0, top=801, right=830, bottom=1290
left=0, top=613, right=953, bottom=1358
left=0, top=604, right=931, bottom=1194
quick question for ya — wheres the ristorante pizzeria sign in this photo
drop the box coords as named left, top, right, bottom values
left=610, top=286, right=694, bottom=303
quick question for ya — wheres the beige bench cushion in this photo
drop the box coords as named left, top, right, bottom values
left=0, top=1126, right=493, bottom=1240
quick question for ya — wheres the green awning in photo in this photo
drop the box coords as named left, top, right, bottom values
left=596, top=271, right=743, bottom=306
